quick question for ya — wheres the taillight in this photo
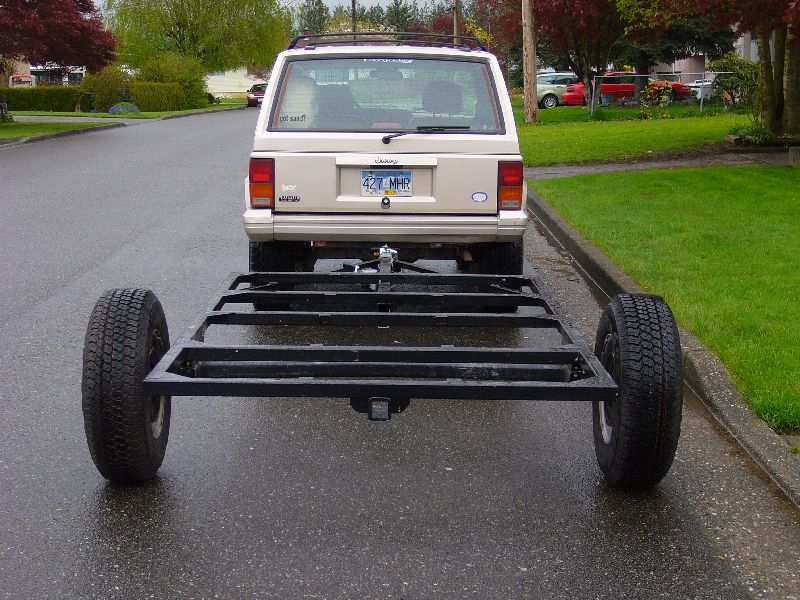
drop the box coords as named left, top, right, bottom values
left=565, top=84, right=575, bottom=92
left=497, top=161, right=524, bottom=210
left=249, top=158, right=274, bottom=208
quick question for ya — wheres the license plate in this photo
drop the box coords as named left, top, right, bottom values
left=361, top=170, right=412, bottom=197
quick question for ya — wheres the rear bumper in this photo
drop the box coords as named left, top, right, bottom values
left=243, top=210, right=528, bottom=243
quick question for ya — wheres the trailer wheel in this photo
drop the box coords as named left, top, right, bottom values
left=249, top=240, right=310, bottom=272
left=249, top=241, right=309, bottom=310
left=593, top=294, right=682, bottom=488
left=82, top=289, right=171, bottom=483
left=472, top=240, right=524, bottom=275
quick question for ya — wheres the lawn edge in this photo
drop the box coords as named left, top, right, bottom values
left=526, top=188, right=800, bottom=508
left=0, top=121, right=126, bottom=146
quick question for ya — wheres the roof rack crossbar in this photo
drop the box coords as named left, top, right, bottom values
left=287, top=31, right=486, bottom=51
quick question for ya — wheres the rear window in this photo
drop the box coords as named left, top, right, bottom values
left=268, top=56, right=503, bottom=133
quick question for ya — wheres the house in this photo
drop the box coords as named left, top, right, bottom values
left=206, top=68, right=266, bottom=98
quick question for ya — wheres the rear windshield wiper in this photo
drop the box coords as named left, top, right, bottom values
left=382, top=125, right=471, bottom=144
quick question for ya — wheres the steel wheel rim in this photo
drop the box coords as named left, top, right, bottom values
left=149, top=329, right=166, bottom=439
left=600, top=331, right=619, bottom=444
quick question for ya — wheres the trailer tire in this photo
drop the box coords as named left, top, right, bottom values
left=593, top=294, right=682, bottom=488
left=472, top=240, right=524, bottom=275
left=82, top=288, right=171, bottom=484
left=249, top=241, right=308, bottom=310
left=468, top=240, right=524, bottom=312
left=249, top=240, right=306, bottom=272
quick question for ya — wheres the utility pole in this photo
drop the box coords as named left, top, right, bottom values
left=452, top=0, right=459, bottom=38
left=521, top=0, right=538, bottom=123
left=351, top=0, right=357, bottom=35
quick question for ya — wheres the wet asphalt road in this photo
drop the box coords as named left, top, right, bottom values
left=1, top=110, right=799, bottom=599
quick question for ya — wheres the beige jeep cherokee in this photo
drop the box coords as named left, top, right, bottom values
left=244, top=33, right=527, bottom=274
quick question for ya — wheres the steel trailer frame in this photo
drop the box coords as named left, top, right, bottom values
left=143, top=265, right=618, bottom=410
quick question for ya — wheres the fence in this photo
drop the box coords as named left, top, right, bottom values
left=588, top=71, right=731, bottom=115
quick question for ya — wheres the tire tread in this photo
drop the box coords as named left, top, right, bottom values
left=82, top=288, right=170, bottom=483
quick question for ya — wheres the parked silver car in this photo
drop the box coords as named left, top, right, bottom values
left=536, top=71, right=579, bottom=108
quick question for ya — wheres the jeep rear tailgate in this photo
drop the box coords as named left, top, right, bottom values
left=265, top=152, right=520, bottom=215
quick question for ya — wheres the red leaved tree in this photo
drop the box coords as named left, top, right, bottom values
left=470, top=0, right=523, bottom=71
left=535, top=0, right=625, bottom=101
left=618, top=0, right=799, bottom=134
left=0, top=0, right=116, bottom=82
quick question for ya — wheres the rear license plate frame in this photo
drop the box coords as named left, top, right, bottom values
left=360, top=169, right=413, bottom=197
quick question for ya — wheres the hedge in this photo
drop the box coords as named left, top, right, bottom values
left=0, top=86, right=89, bottom=111
left=131, top=81, right=185, bottom=112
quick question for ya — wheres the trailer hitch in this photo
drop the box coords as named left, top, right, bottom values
left=349, top=396, right=411, bottom=421
left=377, top=245, right=398, bottom=274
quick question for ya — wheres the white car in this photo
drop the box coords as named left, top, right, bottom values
left=244, top=33, right=527, bottom=274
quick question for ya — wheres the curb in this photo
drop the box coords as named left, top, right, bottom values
left=161, top=105, right=247, bottom=119
left=527, top=189, right=800, bottom=508
left=0, top=121, right=126, bottom=148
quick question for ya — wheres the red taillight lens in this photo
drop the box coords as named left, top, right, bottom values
left=497, top=161, right=524, bottom=210
left=249, top=158, right=274, bottom=183
left=249, top=158, right=274, bottom=208
left=498, top=161, right=523, bottom=186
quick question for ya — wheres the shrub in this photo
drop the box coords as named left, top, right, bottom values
left=81, top=64, right=133, bottom=112
left=639, top=81, right=673, bottom=119
left=136, top=53, right=208, bottom=109
left=729, top=122, right=775, bottom=144
left=109, top=102, right=140, bottom=114
left=131, top=81, right=185, bottom=112
left=1, top=97, right=11, bottom=122
left=0, top=86, right=85, bottom=111
left=708, top=52, right=758, bottom=117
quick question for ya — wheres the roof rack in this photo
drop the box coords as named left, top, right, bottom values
left=287, top=31, right=487, bottom=52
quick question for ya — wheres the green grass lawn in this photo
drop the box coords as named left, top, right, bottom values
left=517, top=113, right=747, bottom=165
left=510, top=95, right=750, bottom=165
left=510, top=95, right=733, bottom=123
left=0, top=121, right=110, bottom=139
left=12, top=100, right=245, bottom=120
left=530, top=166, right=800, bottom=432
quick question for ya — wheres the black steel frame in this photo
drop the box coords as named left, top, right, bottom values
left=143, top=266, right=617, bottom=404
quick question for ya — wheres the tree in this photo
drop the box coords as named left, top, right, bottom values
left=470, top=0, right=524, bottom=80
left=106, top=0, right=291, bottom=73
left=614, top=16, right=733, bottom=94
left=298, top=0, right=331, bottom=34
left=0, top=0, right=116, bottom=79
left=522, top=0, right=538, bottom=122
left=385, top=0, right=416, bottom=32
left=364, top=5, right=387, bottom=28
left=535, top=0, right=625, bottom=102
left=617, top=0, right=800, bottom=135
left=326, top=5, right=387, bottom=33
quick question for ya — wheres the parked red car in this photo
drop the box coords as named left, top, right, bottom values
left=562, top=71, right=696, bottom=105
left=247, top=83, right=267, bottom=107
